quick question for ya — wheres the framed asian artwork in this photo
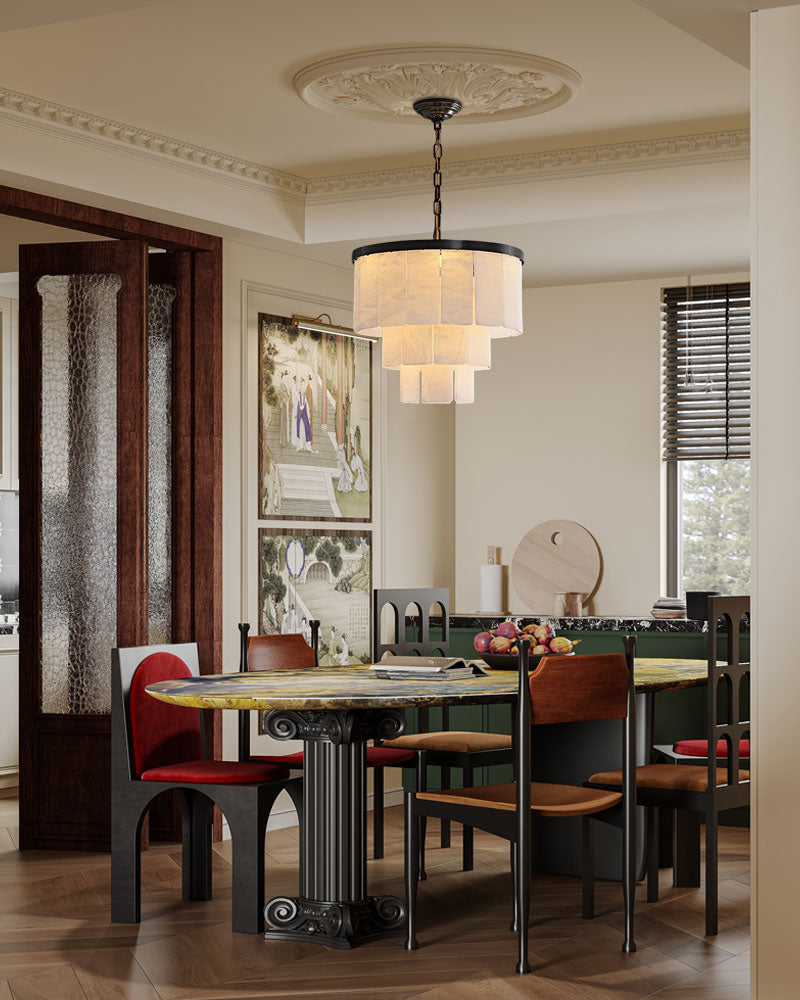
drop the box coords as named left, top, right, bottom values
left=258, top=313, right=372, bottom=522
left=258, top=527, right=372, bottom=667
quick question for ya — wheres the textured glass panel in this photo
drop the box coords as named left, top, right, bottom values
left=40, top=273, right=119, bottom=715
left=147, top=282, right=175, bottom=645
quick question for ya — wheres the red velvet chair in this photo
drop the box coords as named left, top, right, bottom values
left=111, top=643, right=302, bottom=934
left=237, top=622, right=415, bottom=860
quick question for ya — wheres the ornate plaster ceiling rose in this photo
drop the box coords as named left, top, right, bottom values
left=293, top=46, right=581, bottom=123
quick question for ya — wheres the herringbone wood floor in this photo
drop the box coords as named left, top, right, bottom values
left=0, top=799, right=749, bottom=999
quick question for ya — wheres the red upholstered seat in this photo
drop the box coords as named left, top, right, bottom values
left=140, top=759, right=290, bottom=784
left=673, top=738, right=750, bottom=758
left=130, top=652, right=291, bottom=785
left=253, top=746, right=415, bottom=768
left=129, top=652, right=203, bottom=776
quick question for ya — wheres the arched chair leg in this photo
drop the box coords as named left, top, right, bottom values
left=373, top=766, right=385, bottom=859
left=111, top=801, right=148, bottom=924
left=228, top=798, right=270, bottom=934
left=178, top=789, right=213, bottom=902
left=284, top=778, right=305, bottom=891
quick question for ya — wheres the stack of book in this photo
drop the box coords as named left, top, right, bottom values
left=651, top=597, right=687, bottom=619
left=370, top=656, right=489, bottom=681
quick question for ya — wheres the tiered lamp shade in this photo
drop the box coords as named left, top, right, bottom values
left=352, top=240, right=524, bottom=403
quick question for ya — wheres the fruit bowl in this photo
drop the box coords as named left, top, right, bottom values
left=473, top=621, right=581, bottom=664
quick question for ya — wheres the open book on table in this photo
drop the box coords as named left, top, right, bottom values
left=370, top=656, right=491, bottom=681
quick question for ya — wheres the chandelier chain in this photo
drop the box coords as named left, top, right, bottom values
left=432, top=121, right=443, bottom=239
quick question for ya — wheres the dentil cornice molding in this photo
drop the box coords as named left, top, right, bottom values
left=307, top=129, right=751, bottom=203
left=0, top=84, right=749, bottom=211
left=0, top=85, right=306, bottom=202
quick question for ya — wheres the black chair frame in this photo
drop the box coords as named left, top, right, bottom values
left=111, top=642, right=303, bottom=934
left=591, top=596, right=750, bottom=935
left=236, top=620, right=320, bottom=763
left=374, top=587, right=515, bottom=876
left=405, top=637, right=638, bottom=974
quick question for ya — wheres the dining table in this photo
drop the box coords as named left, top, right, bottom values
left=146, top=657, right=707, bottom=949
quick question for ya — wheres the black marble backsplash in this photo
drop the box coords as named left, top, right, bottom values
left=413, top=613, right=749, bottom=634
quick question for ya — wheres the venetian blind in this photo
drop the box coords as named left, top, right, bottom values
left=661, top=282, right=751, bottom=461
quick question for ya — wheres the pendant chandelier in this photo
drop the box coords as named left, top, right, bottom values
left=352, top=98, right=524, bottom=403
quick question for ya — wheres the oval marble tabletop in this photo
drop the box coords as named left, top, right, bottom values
left=145, top=658, right=708, bottom=712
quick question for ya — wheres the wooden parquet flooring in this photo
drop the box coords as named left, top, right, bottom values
left=0, top=801, right=750, bottom=999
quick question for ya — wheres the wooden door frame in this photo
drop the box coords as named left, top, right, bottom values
left=6, top=184, right=223, bottom=848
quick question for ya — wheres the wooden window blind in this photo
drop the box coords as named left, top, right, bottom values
left=662, top=282, right=750, bottom=461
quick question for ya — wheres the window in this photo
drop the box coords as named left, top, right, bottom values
left=662, top=283, right=751, bottom=595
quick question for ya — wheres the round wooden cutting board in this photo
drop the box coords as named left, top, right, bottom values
left=511, top=519, right=601, bottom=613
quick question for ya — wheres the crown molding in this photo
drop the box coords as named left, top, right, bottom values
left=306, top=129, right=750, bottom=203
left=0, top=85, right=306, bottom=204
left=0, top=84, right=748, bottom=215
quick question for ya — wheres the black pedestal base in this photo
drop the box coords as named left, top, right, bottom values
left=264, top=894, right=405, bottom=949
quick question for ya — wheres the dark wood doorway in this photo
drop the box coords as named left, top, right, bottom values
left=3, top=186, right=222, bottom=851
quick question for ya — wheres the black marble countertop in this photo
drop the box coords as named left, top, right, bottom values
left=439, top=614, right=749, bottom=634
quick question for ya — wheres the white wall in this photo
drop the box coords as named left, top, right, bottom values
left=221, top=238, right=455, bottom=824
left=751, top=7, right=800, bottom=997
left=455, top=272, right=746, bottom=616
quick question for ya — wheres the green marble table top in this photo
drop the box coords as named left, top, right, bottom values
left=145, top=658, right=708, bottom=712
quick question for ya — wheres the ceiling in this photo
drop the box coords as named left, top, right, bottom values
left=0, top=0, right=752, bottom=285
left=632, top=0, right=799, bottom=67
left=0, top=0, right=747, bottom=176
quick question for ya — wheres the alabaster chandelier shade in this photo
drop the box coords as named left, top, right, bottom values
left=353, top=242, right=523, bottom=402
left=352, top=98, right=524, bottom=403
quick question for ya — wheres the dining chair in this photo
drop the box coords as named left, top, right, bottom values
left=652, top=596, right=750, bottom=769
left=111, top=643, right=302, bottom=934
left=587, top=595, right=750, bottom=936
left=237, top=621, right=416, bottom=858
left=373, top=587, right=514, bottom=876
left=403, top=638, right=637, bottom=974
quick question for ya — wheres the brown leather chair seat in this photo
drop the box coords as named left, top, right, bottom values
left=589, top=764, right=750, bottom=793
left=383, top=731, right=512, bottom=753
left=419, top=781, right=622, bottom=818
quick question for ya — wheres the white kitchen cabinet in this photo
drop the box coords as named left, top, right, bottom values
left=0, top=297, right=18, bottom=493
left=0, top=648, right=18, bottom=792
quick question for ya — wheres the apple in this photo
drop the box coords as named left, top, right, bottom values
left=473, top=631, right=493, bottom=653
left=492, top=621, right=518, bottom=640
left=489, top=635, right=513, bottom=654
left=532, top=644, right=550, bottom=655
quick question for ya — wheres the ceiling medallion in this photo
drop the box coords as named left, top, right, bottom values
left=294, top=45, right=581, bottom=124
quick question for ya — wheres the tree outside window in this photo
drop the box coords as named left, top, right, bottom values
left=679, top=459, right=750, bottom=593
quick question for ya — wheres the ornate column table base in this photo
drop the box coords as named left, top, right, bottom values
left=263, top=707, right=406, bottom=949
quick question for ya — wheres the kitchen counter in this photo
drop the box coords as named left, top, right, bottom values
left=447, top=613, right=748, bottom=634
